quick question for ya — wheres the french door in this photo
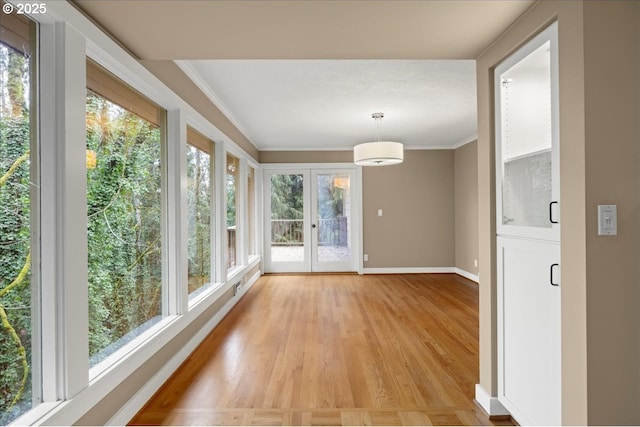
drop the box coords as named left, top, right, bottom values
left=263, top=167, right=358, bottom=273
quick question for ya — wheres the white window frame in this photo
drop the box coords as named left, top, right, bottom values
left=85, top=60, right=175, bottom=380
left=246, top=161, right=261, bottom=260
left=0, top=7, right=49, bottom=423
left=185, top=124, right=220, bottom=307
left=8, top=1, right=264, bottom=424
left=224, top=146, right=243, bottom=279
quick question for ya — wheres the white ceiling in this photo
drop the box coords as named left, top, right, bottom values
left=179, top=59, right=477, bottom=150
left=74, top=0, right=536, bottom=151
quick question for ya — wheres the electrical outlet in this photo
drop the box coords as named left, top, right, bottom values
left=364, top=254, right=369, bottom=262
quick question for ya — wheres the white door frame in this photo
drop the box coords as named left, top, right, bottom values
left=262, top=163, right=361, bottom=273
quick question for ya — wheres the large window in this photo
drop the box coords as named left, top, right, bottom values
left=225, top=153, right=240, bottom=270
left=186, top=127, right=213, bottom=300
left=0, top=9, right=37, bottom=424
left=1, top=2, right=264, bottom=423
left=85, top=60, right=165, bottom=366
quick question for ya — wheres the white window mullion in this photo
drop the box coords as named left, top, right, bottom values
left=37, top=18, right=58, bottom=404
left=254, top=163, right=264, bottom=262
left=238, top=158, right=248, bottom=267
left=60, top=20, right=89, bottom=400
left=39, top=21, right=89, bottom=400
left=165, top=110, right=187, bottom=315
left=215, top=142, right=227, bottom=282
left=209, top=139, right=217, bottom=288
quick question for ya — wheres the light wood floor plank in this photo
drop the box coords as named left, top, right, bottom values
left=130, top=273, right=512, bottom=426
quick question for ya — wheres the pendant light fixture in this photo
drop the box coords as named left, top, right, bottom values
left=353, top=113, right=403, bottom=166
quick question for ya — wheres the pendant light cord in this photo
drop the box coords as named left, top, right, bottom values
left=372, top=112, right=384, bottom=143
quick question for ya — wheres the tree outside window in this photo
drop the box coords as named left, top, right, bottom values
left=187, top=127, right=213, bottom=299
left=0, top=10, right=36, bottom=424
left=86, top=60, right=165, bottom=366
left=226, top=154, right=239, bottom=270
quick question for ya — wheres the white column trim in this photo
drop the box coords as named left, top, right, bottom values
left=165, top=110, right=187, bottom=315
left=54, top=20, right=89, bottom=399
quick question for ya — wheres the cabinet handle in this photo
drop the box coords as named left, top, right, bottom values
left=549, top=201, right=559, bottom=224
left=550, top=263, right=560, bottom=287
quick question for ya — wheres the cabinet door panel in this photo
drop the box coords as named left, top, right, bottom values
left=498, top=237, right=560, bottom=426
left=495, top=22, right=559, bottom=242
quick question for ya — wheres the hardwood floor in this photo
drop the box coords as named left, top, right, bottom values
left=130, top=274, right=512, bottom=426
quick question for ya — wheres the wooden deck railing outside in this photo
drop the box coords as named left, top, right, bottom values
left=270, top=218, right=348, bottom=247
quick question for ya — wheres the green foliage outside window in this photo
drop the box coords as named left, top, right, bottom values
left=269, top=174, right=304, bottom=245
left=187, top=145, right=211, bottom=296
left=0, top=43, right=33, bottom=425
left=270, top=174, right=304, bottom=221
left=86, top=92, right=163, bottom=365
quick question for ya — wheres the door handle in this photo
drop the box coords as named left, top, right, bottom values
left=549, top=201, right=559, bottom=224
left=311, top=224, right=316, bottom=228
left=550, top=263, right=560, bottom=287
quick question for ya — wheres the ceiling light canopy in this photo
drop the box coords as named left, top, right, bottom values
left=354, top=113, right=403, bottom=166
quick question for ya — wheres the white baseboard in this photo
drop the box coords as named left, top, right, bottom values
left=108, top=272, right=261, bottom=425
left=362, top=267, right=456, bottom=274
left=454, top=268, right=479, bottom=283
left=361, top=266, right=478, bottom=283
left=475, top=384, right=510, bottom=417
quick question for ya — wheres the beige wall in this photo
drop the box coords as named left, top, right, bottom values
left=583, top=2, right=639, bottom=423
left=259, top=150, right=352, bottom=164
left=140, top=60, right=260, bottom=161
left=477, top=1, right=639, bottom=424
left=454, top=141, right=479, bottom=276
left=362, top=150, right=455, bottom=268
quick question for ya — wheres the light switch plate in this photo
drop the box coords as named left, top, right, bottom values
left=598, top=204, right=617, bottom=235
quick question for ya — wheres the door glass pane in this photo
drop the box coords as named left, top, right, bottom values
left=500, top=41, right=552, bottom=228
left=316, top=174, right=351, bottom=263
left=270, top=174, right=304, bottom=262
left=0, top=9, right=36, bottom=423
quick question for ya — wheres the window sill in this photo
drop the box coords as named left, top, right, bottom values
left=226, top=265, right=245, bottom=282
left=89, top=314, right=179, bottom=381
left=9, top=402, right=62, bottom=427
left=188, top=281, right=226, bottom=310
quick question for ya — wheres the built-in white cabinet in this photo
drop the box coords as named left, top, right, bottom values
left=495, top=22, right=561, bottom=426
left=497, top=237, right=561, bottom=425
